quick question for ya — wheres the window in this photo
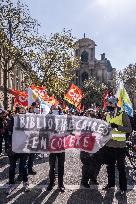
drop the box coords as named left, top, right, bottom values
left=21, top=72, right=24, bottom=81
left=9, top=74, right=14, bottom=89
left=91, top=48, right=94, bottom=60
left=16, top=67, right=20, bottom=77
left=81, top=50, right=88, bottom=63
left=81, top=72, right=88, bottom=82
left=90, top=69, right=93, bottom=77
left=16, top=79, right=20, bottom=90
left=108, top=81, right=111, bottom=87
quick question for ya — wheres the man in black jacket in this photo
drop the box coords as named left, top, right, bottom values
left=6, top=107, right=29, bottom=194
left=47, top=152, right=65, bottom=192
left=80, top=109, right=105, bottom=188
left=47, top=109, right=65, bottom=193
left=27, top=103, right=37, bottom=175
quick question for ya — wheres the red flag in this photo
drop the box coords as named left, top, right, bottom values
left=103, top=89, right=109, bottom=110
left=9, top=89, right=28, bottom=107
left=64, top=84, right=84, bottom=107
left=10, top=86, right=59, bottom=107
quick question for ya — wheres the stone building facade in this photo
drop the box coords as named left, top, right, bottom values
left=0, top=45, right=31, bottom=109
left=74, top=37, right=115, bottom=87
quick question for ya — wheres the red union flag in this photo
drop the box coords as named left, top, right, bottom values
left=15, top=92, right=28, bottom=107
left=103, top=89, right=109, bottom=110
left=9, top=89, right=28, bottom=107
left=64, top=84, right=84, bottom=107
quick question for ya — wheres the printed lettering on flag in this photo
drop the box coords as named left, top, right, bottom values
left=9, top=89, right=28, bottom=107
left=64, top=84, right=84, bottom=107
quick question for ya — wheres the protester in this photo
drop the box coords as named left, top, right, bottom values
left=6, top=106, right=29, bottom=194
left=15, top=104, right=20, bottom=114
left=47, top=106, right=65, bottom=192
left=47, top=152, right=65, bottom=192
left=80, top=109, right=106, bottom=187
left=0, top=110, right=10, bottom=156
left=80, top=109, right=97, bottom=187
left=130, top=110, right=136, bottom=131
left=0, top=85, right=134, bottom=198
left=27, top=102, right=37, bottom=175
left=4, top=111, right=14, bottom=154
left=104, top=96, right=132, bottom=195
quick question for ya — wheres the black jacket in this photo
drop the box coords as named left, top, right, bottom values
left=5, top=116, right=14, bottom=155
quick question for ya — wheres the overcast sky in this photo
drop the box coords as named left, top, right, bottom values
left=12, top=0, right=136, bottom=70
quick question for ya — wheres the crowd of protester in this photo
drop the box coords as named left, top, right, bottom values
left=0, top=96, right=136, bottom=195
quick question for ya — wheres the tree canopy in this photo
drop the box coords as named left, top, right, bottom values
left=118, top=64, right=136, bottom=106
left=0, top=0, right=45, bottom=108
left=0, top=0, right=79, bottom=108
left=82, top=77, right=108, bottom=108
left=38, top=29, right=79, bottom=99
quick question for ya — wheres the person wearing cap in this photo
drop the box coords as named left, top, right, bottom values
left=104, top=96, right=132, bottom=195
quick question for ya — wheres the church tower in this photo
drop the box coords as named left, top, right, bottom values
left=74, top=35, right=115, bottom=87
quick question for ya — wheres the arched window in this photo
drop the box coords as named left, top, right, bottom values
left=81, top=50, right=88, bottom=63
left=81, top=72, right=88, bottom=82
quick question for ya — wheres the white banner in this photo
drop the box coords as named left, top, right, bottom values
left=12, top=114, right=112, bottom=153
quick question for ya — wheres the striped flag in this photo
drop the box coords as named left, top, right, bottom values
left=115, top=82, right=133, bottom=117
left=27, top=87, right=51, bottom=115
left=27, top=87, right=39, bottom=106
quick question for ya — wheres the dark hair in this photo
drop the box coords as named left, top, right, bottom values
left=7, top=110, right=12, bottom=116
left=31, top=102, right=36, bottom=107
left=28, top=107, right=33, bottom=113
left=15, top=106, right=20, bottom=114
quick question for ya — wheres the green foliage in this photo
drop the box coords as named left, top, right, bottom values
left=38, top=29, right=80, bottom=99
left=0, top=0, right=45, bottom=68
left=118, top=64, right=136, bottom=106
left=82, top=77, right=108, bottom=108
left=0, top=0, right=79, bottom=105
left=0, top=0, right=45, bottom=108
